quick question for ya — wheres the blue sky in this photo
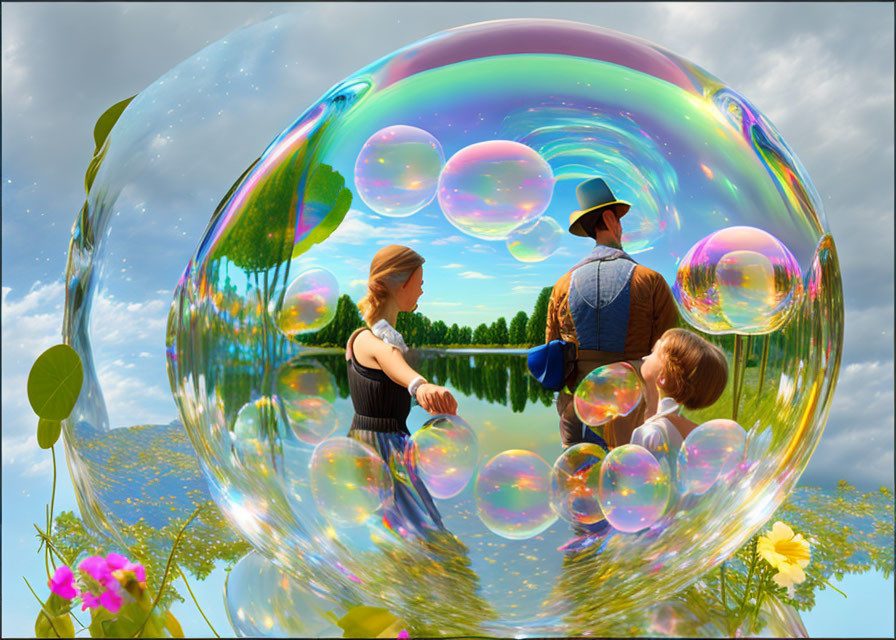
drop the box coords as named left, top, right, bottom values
left=2, top=2, right=893, bottom=636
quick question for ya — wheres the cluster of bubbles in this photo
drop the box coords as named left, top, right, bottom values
left=66, top=14, right=843, bottom=636
left=354, top=126, right=561, bottom=262
left=674, top=226, right=803, bottom=335
left=293, top=362, right=746, bottom=540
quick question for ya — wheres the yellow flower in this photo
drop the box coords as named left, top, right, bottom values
left=771, top=561, right=807, bottom=597
left=757, top=521, right=810, bottom=570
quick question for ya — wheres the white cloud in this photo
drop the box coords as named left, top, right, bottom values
left=442, top=263, right=463, bottom=269
left=430, top=235, right=466, bottom=246
left=509, top=285, right=542, bottom=294
left=325, top=209, right=437, bottom=246
left=458, top=271, right=493, bottom=280
left=425, top=301, right=463, bottom=307
left=349, top=279, right=367, bottom=288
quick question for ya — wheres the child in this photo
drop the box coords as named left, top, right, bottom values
left=631, top=328, right=729, bottom=468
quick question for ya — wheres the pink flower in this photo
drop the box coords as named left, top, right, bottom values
left=106, top=553, right=146, bottom=583
left=48, top=565, right=79, bottom=600
left=99, top=588, right=123, bottom=614
left=397, top=631, right=409, bottom=639
left=79, top=555, right=113, bottom=585
left=80, top=592, right=101, bottom=612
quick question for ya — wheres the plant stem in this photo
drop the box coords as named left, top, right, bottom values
left=177, top=565, right=220, bottom=637
left=720, top=562, right=728, bottom=608
left=732, top=334, right=745, bottom=421
left=738, top=539, right=759, bottom=617
left=823, top=578, right=848, bottom=598
left=757, top=335, right=770, bottom=394
left=23, top=575, right=62, bottom=638
left=33, top=524, right=73, bottom=568
left=132, top=505, right=201, bottom=638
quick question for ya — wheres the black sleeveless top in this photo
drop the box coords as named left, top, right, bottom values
left=346, top=329, right=411, bottom=434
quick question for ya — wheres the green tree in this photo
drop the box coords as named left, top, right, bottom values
left=508, top=311, right=529, bottom=345
left=526, top=286, right=553, bottom=345
left=460, top=326, right=473, bottom=345
left=431, top=320, right=448, bottom=346
left=446, top=323, right=460, bottom=345
left=491, top=317, right=509, bottom=345
left=473, top=323, right=490, bottom=345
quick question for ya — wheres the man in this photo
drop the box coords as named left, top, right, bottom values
left=547, top=177, right=679, bottom=449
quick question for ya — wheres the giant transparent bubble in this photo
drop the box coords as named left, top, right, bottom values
left=64, top=15, right=842, bottom=637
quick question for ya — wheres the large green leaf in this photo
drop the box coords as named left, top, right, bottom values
left=37, top=418, right=62, bottom=449
left=27, top=345, right=84, bottom=420
left=337, top=606, right=405, bottom=638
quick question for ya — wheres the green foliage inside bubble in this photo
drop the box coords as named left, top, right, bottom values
left=37, top=418, right=63, bottom=450
left=27, top=345, right=84, bottom=421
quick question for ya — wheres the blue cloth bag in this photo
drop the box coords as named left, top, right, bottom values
left=527, top=339, right=570, bottom=391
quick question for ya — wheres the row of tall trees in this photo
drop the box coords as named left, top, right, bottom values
left=298, top=286, right=554, bottom=348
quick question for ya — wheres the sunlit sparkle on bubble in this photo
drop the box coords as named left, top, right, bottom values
left=475, top=450, right=557, bottom=539
left=573, top=361, right=643, bottom=427
left=677, top=419, right=747, bottom=495
left=354, top=125, right=444, bottom=217
left=550, top=443, right=608, bottom=525
left=438, top=140, right=555, bottom=240
left=598, top=444, right=672, bottom=533
left=674, top=226, right=803, bottom=335
left=505, top=216, right=564, bottom=262
left=408, top=414, right=478, bottom=499
left=271, top=268, right=339, bottom=338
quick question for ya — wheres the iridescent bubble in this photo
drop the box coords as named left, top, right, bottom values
left=276, top=361, right=338, bottom=446
left=674, top=226, right=804, bottom=334
left=272, top=268, right=339, bottom=338
left=475, top=449, right=557, bottom=539
left=677, top=419, right=746, bottom=495
left=573, top=361, right=643, bottom=427
left=354, top=125, right=444, bottom=217
left=407, top=414, right=478, bottom=499
left=505, top=216, right=564, bottom=262
left=309, top=437, right=393, bottom=526
left=224, top=550, right=341, bottom=638
left=438, top=140, right=555, bottom=240
left=550, top=443, right=608, bottom=525
left=598, top=444, right=671, bottom=533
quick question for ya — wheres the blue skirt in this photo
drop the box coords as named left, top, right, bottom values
left=348, top=428, right=445, bottom=537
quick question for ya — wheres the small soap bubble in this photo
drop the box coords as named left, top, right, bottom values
left=505, top=216, right=564, bottom=262
left=674, top=226, right=803, bottom=334
left=272, top=268, right=339, bottom=338
left=598, top=444, right=671, bottom=533
left=574, top=362, right=643, bottom=427
left=438, top=140, right=554, bottom=240
left=276, top=361, right=338, bottom=446
left=309, top=437, right=393, bottom=526
left=408, top=414, right=479, bottom=499
left=475, top=449, right=557, bottom=539
left=677, top=419, right=746, bottom=495
left=232, top=397, right=279, bottom=468
left=550, top=443, right=608, bottom=525
left=354, top=125, right=444, bottom=217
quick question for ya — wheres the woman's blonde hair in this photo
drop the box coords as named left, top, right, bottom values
left=657, top=328, right=729, bottom=410
left=357, top=245, right=425, bottom=325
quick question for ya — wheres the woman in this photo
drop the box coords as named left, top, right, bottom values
left=345, top=245, right=458, bottom=535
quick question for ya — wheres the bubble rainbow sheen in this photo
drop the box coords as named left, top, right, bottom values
left=550, top=443, right=608, bottom=525
left=354, top=125, right=444, bottom=217
left=505, top=216, right=564, bottom=262
left=80, top=15, right=844, bottom=635
left=475, top=449, right=557, bottom=539
left=408, top=414, right=479, bottom=499
left=275, top=361, right=338, bottom=446
left=271, top=268, right=339, bottom=337
left=677, top=419, right=747, bottom=495
left=674, top=226, right=804, bottom=335
left=598, top=444, right=672, bottom=533
left=574, top=362, right=644, bottom=427
left=438, top=140, right=555, bottom=240
left=309, top=437, right=393, bottom=526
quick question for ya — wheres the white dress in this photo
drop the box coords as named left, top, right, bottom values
left=631, top=396, right=685, bottom=472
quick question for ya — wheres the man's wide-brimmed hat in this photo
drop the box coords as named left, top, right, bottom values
left=568, top=177, right=631, bottom=237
